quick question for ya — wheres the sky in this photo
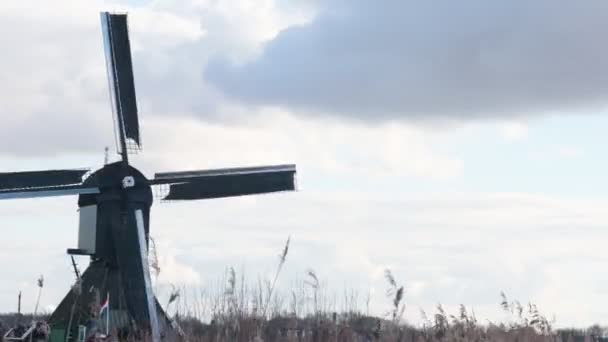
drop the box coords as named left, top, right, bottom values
left=1, top=0, right=608, bottom=328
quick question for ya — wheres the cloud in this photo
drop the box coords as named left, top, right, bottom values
left=206, top=0, right=608, bottom=121
left=500, top=121, right=528, bottom=142
left=152, top=240, right=202, bottom=286
left=0, top=0, right=315, bottom=157
left=134, top=111, right=462, bottom=181
left=0, top=1, right=202, bottom=156
left=556, top=145, right=582, bottom=159
left=2, top=176, right=608, bottom=326
left=145, top=191, right=608, bottom=326
left=130, top=0, right=315, bottom=118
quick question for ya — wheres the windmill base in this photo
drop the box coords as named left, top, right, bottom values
left=47, top=260, right=180, bottom=342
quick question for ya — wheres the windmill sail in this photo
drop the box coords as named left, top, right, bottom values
left=0, top=169, right=98, bottom=200
left=0, top=169, right=88, bottom=190
left=152, top=164, right=297, bottom=200
left=101, top=12, right=141, bottom=156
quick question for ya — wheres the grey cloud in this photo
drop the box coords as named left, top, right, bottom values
left=205, top=0, right=608, bottom=120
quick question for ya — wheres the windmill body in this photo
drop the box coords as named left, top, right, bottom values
left=1, top=12, right=297, bottom=342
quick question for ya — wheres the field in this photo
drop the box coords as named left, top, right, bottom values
left=1, top=308, right=605, bottom=341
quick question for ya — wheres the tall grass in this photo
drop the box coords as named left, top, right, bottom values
left=165, top=278, right=604, bottom=342
left=151, top=238, right=606, bottom=341
left=2, top=238, right=605, bottom=341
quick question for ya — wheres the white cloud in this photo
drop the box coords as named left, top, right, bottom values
left=152, top=240, right=202, bottom=286
left=556, top=145, right=582, bottom=159
left=500, top=121, right=529, bottom=142
left=135, top=110, right=462, bottom=181
left=146, top=191, right=608, bottom=326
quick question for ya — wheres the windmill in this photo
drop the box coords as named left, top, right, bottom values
left=0, top=12, right=297, bottom=341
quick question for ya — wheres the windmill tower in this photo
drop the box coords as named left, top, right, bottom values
left=0, top=12, right=297, bottom=341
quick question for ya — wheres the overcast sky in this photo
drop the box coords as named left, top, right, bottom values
left=1, top=0, right=608, bottom=327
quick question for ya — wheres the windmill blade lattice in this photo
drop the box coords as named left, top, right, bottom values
left=0, top=169, right=97, bottom=200
left=101, top=12, right=141, bottom=160
left=152, top=164, right=297, bottom=201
